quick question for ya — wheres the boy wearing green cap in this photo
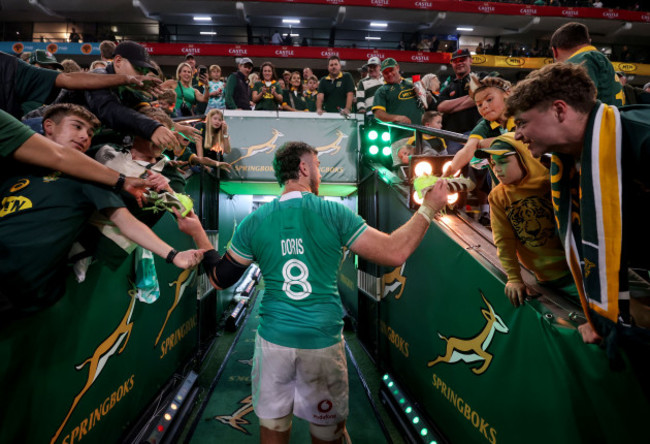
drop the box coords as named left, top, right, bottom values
left=476, top=132, right=577, bottom=307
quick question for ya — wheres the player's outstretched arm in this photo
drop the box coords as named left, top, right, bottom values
left=350, top=180, right=448, bottom=266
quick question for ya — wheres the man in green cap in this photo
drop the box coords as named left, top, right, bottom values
left=28, top=50, right=64, bottom=71
left=372, top=58, right=423, bottom=158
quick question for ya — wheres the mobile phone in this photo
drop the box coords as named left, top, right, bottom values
left=198, top=66, right=208, bottom=77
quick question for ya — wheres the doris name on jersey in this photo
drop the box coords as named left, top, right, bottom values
left=281, top=238, right=304, bottom=255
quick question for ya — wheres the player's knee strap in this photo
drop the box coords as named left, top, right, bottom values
left=259, top=413, right=292, bottom=432
left=203, top=249, right=247, bottom=289
left=310, top=422, right=345, bottom=441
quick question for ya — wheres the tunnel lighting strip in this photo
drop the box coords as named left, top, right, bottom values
left=381, top=373, right=441, bottom=444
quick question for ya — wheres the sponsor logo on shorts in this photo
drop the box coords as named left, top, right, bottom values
left=318, top=399, right=333, bottom=413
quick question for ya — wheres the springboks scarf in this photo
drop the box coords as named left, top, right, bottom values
left=550, top=102, right=629, bottom=328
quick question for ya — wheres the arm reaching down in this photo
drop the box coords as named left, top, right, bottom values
left=106, top=207, right=204, bottom=269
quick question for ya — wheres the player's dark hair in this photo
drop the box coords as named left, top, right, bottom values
left=273, top=141, right=318, bottom=186
left=550, top=22, right=590, bottom=50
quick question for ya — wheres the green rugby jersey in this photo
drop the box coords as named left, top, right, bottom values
left=230, top=191, right=367, bottom=349
left=567, top=46, right=624, bottom=107
left=372, top=78, right=422, bottom=140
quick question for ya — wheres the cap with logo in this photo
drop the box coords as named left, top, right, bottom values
left=474, top=138, right=517, bottom=160
left=113, top=41, right=158, bottom=74
left=29, top=50, right=64, bottom=71
left=380, top=58, right=398, bottom=71
left=367, top=56, right=381, bottom=66
left=238, top=57, right=254, bottom=66
left=451, top=48, right=471, bottom=61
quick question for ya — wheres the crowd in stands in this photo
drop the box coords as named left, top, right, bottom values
left=2, top=19, right=650, bottom=391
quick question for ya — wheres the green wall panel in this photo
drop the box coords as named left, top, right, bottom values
left=0, top=215, right=199, bottom=444
left=371, top=181, right=650, bottom=444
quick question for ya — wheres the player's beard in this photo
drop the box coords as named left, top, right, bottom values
left=309, top=176, right=319, bottom=195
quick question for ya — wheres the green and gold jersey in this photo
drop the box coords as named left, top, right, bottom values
left=567, top=46, right=624, bottom=107
left=318, top=72, right=355, bottom=113
left=0, top=169, right=124, bottom=312
left=469, top=116, right=516, bottom=141
left=304, top=90, right=318, bottom=112
left=372, top=78, right=423, bottom=140
left=282, top=89, right=309, bottom=111
left=230, top=191, right=367, bottom=349
left=252, top=80, right=283, bottom=111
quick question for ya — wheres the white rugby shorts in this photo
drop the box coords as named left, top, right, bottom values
left=251, top=333, right=349, bottom=425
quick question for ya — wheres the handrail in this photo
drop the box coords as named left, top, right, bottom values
left=375, top=119, right=469, bottom=156
left=375, top=120, right=469, bottom=144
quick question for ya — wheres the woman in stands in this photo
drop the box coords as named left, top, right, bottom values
left=251, top=61, right=283, bottom=111
left=281, top=71, right=310, bottom=112
left=162, top=62, right=209, bottom=116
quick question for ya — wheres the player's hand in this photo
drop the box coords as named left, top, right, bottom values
left=172, top=249, right=205, bottom=269
left=123, top=176, right=152, bottom=207
left=423, top=179, right=448, bottom=213
left=173, top=208, right=204, bottom=237
left=505, top=281, right=527, bottom=307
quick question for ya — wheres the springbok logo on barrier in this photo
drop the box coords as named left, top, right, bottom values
left=315, top=130, right=348, bottom=156
left=382, top=264, right=407, bottom=300
left=230, top=129, right=284, bottom=165
left=214, top=395, right=255, bottom=435
left=427, top=291, right=508, bottom=375
left=50, top=291, right=137, bottom=444
left=154, top=267, right=196, bottom=347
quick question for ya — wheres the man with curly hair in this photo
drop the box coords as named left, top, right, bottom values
left=507, top=63, right=650, bottom=377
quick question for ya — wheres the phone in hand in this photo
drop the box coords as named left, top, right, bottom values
left=198, top=66, right=208, bottom=78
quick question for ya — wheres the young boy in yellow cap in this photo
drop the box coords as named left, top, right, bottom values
left=475, top=132, right=577, bottom=307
